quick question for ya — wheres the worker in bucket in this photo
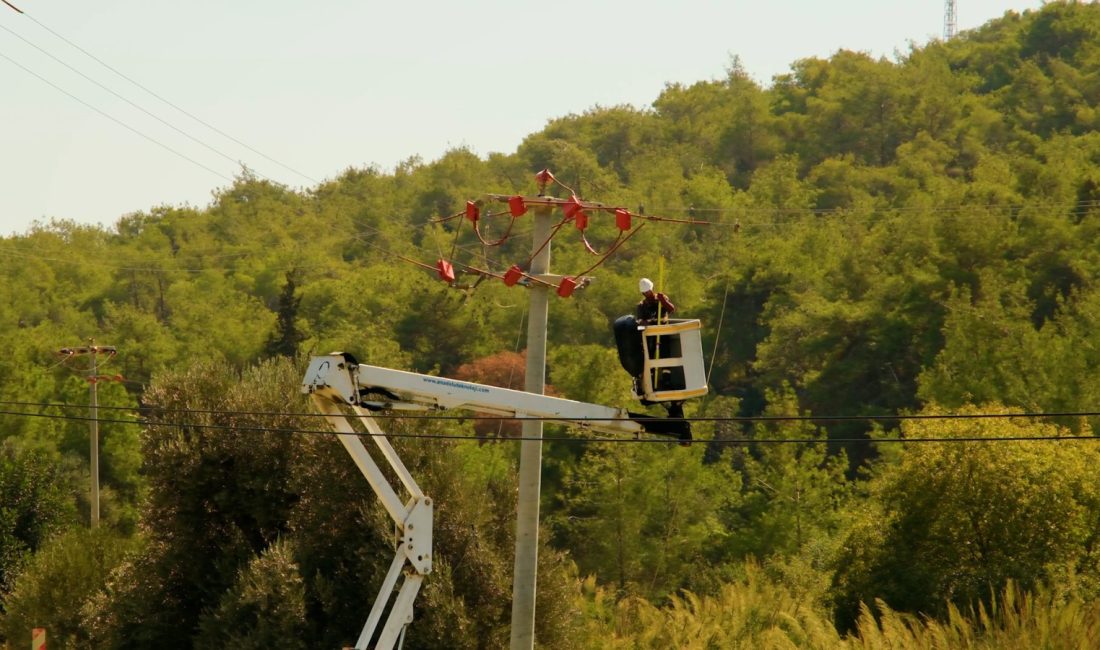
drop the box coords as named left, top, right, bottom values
left=635, top=277, right=675, bottom=324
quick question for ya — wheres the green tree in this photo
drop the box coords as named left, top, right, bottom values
left=0, top=527, right=136, bottom=649
left=264, top=270, right=305, bottom=359
left=832, top=405, right=1100, bottom=628
left=730, top=389, right=851, bottom=561
left=551, top=440, right=741, bottom=601
left=0, top=440, right=79, bottom=593
left=84, top=358, right=311, bottom=649
left=286, top=402, right=583, bottom=649
left=194, top=540, right=309, bottom=650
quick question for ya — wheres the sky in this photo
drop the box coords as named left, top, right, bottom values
left=0, top=1, right=1047, bottom=236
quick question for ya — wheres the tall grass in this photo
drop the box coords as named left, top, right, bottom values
left=578, top=570, right=1100, bottom=649
left=577, top=563, right=842, bottom=649
left=851, top=582, right=1100, bottom=650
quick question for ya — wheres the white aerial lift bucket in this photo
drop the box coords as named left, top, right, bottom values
left=634, top=319, right=709, bottom=403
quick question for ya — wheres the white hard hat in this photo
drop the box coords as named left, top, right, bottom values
left=639, top=278, right=654, bottom=293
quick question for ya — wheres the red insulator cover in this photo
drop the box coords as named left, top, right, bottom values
left=557, top=276, right=578, bottom=298
left=615, top=208, right=631, bottom=230
left=503, top=264, right=523, bottom=287
left=436, top=259, right=455, bottom=283
left=465, top=201, right=480, bottom=222
left=508, top=195, right=527, bottom=217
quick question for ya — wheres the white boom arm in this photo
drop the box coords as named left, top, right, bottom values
left=307, top=396, right=430, bottom=650
left=301, top=352, right=690, bottom=648
left=304, top=353, right=691, bottom=441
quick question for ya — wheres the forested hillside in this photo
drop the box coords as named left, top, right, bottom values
left=3, top=3, right=1100, bottom=647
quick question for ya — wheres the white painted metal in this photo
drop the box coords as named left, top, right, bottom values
left=635, top=319, right=709, bottom=402
left=377, top=575, right=424, bottom=648
left=301, top=349, right=694, bottom=648
left=311, top=396, right=408, bottom=525
left=304, top=354, right=645, bottom=437
left=356, top=552, right=407, bottom=649
left=306, top=391, right=433, bottom=650
left=351, top=404, right=424, bottom=503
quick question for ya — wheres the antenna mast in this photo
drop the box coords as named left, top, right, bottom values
left=944, top=0, right=958, bottom=40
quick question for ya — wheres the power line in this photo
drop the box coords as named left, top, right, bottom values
left=19, top=11, right=319, bottom=185
left=0, top=242, right=255, bottom=274
left=638, top=199, right=1100, bottom=224
left=0, top=218, right=432, bottom=275
left=0, top=212, right=509, bottom=277
left=0, top=22, right=285, bottom=186
left=4, top=400, right=1099, bottom=425
left=0, top=50, right=235, bottom=182
left=0, top=197, right=1085, bottom=276
left=0, top=407, right=1096, bottom=446
left=3, top=194, right=1092, bottom=276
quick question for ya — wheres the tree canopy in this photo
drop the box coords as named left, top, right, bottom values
left=4, top=3, right=1100, bottom=647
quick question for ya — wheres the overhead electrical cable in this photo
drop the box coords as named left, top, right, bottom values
left=707, top=276, right=732, bottom=386
left=640, top=198, right=1100, bottom=222
left=0, top=22, right=286, bottom=185
left=4, top=400, right=1100, bottom=425
left=0, top=195, right=1091, bottom=278
left=0, top=407, right=1096, bottom=446
left=0, top=217, right=513, bottom=277
left=0, top=242, right=304, bottom=274
left=0, top=50, right=234, bottom=182
left=18, top=11, right=319, bottom=185
left=572, top=223, right=645, bottom=277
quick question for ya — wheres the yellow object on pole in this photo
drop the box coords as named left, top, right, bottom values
left=656, top=257, right=665, bottom=321
left=654, top=257, right=666, bottom=388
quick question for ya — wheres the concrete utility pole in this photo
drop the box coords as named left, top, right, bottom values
left=510, top=202, right=552, bottom=650
left=58, top=341, right=118, bottom=528
left=89, top=345, right=100, bottom=528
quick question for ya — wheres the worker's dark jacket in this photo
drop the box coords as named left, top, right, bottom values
left=636, top=293, right=675, bottom=323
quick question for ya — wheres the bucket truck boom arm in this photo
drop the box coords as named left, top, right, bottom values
left=301, top=352, right=690, bottom=649
left=304, top=353, right=691, bottom=442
